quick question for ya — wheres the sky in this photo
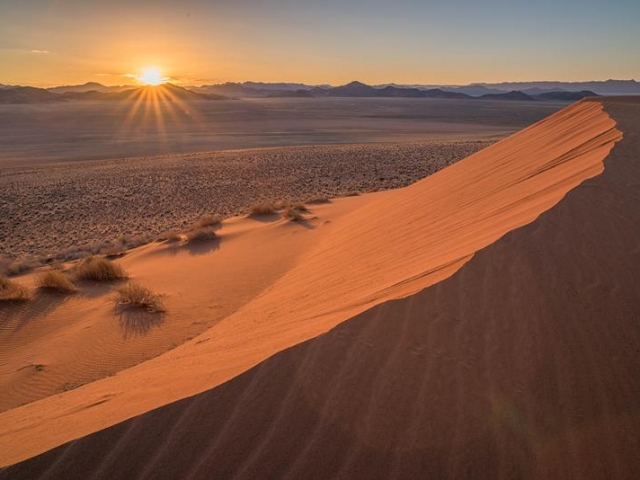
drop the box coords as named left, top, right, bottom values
left=1, top=0, right=639, bottom=87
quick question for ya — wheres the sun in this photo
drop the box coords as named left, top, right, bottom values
left=138, top=67, right=164, bottom=86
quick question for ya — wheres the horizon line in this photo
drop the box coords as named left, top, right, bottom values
left=2, top=77, right=638, bottom=90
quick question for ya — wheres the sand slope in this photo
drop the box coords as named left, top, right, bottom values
left=0, top=99, right=626, bottom=471
left=0, top=207, right=365, bottom=412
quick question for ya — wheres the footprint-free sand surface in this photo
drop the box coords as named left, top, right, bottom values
left=1, top=98, right=639, bottom=479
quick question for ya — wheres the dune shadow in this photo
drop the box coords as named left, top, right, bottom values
left=115, top=305, right=165, bottom=339
left=75, top=280, right=126, bottom=299
left=0, top=291, right=74, bottom=332
left=182, top=236, right=221, bottom=256
left=247, top=213, right=282, bottom=224
left=285, top=217, right=318, bottom=230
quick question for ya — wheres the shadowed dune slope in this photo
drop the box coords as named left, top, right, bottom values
left=0, top=99, right=627, bottom=470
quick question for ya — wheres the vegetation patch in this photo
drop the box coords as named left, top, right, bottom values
left=196, top=214, right=222, bottom=228
left=115, top=282, right=165, bottom=313
left=0, top=275, right=31, bottom=302
left=249, top=201, right=277, bottom=216
left=186, top=227, right=218, bottom=243
left=73, top=256, right=127, bottom=282
left=284, top=204, right=308, bottom=222
left=36, top=270, right=77, bottom=293
left=306, top=196, right=331, bottom=204
left=158, top=231, right=183, bottom=243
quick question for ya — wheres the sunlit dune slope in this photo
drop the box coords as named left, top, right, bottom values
left=0, top=210, right=355, bottom=412
left=0, top=99, right=623, bottom=468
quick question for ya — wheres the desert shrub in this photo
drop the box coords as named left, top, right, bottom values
left=36, top=270, right=77, bottom=293
left=306, top=196, right=331, bottom=204
left=284, top=205, right=306, bottom=222
left=73, top=256, right=127, bottom=281
left=291, top=202, right=308, bottom=213
left=157, top=231, right=183, bottom=243
left=102, top=246, right=127, bottom=258
left=274, top=199, right=290, bottom=210
left=58, top=247, right=92, bottom=262
left=115, top=282, right=165, bottom=312
left=0, top=275, right=31, bottom=302
left=186, top=227, right=217, bottom=242
left=249, top=201, right=277, bottom=216
left=117, top=234, right=152, bottom=250
left=196, top=214, right=222, bottom=228
left=1, top=258, right=40, bottom=277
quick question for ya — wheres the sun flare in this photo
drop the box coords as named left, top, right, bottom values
left=138, top=68, right=164, bottom=86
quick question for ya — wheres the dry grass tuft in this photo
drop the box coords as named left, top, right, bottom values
left=0, top=275, right=31, bottom=302
left=291, top=202, right=309, bottom=213
left=115, top=282, right=165, bottom=312
left=73, top=256, right=127, bottom=282
left=186, top=227, right=218, bottom=243
left=249, top=201, right=277, bottom=216
left=196, top=214, right=222, bottom=228
left=158, top=231, right=183, bottom=243
left=284, top=205, right=307, bottom=222
left=37, top=270, right=77, bottom=293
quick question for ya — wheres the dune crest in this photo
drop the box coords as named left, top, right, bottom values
left=0, top=100, right=622, bottom=467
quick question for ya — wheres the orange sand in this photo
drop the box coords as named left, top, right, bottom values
left=0, top=100, right=625, bottom=470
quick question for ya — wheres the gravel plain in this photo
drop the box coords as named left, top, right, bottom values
left=0, top=140, right=492, bottom=262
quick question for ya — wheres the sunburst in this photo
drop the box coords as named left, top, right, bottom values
left=138, top=67, right=164, bottom=86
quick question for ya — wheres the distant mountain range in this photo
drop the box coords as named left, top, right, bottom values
left=0, top=83, right=227, bottom=104
left=475, top=80, right=640, bottom=96
left=59, top=83, right=227, bottom=101
left=0, top=86, right=61, bottom=103
left=194, top=80, right=600, bottom=101
left=2, top=78, right=636, bottom=104
left=371, top=79, right=640, bottom=96
left=47, top=82, right=134, bottom=94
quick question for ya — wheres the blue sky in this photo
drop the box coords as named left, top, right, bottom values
left=0, top=0, right=638, bottom=86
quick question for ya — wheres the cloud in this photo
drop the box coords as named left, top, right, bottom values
left=31, top=49, right=50, bottom=54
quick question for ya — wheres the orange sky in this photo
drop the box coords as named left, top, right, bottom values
left=1, top=1, right=639, bottom=87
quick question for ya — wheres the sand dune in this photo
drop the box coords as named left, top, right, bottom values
left=0, top=205, right=373, bottom=411
left=0, top=99, right=632, bottom=475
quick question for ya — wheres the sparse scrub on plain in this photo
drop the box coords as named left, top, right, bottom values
left=274, top=199, right=290, bottom=210
left=0, top=275, right=31, bottom=302
left=196, top=214, right=222, bottom=228
left=1, top=141, right=491, bottom=262
left=117, top=234, right=151, bottom=248
left=186, top=227, right=218, bottom=242
left=158, top=231, right=183, bottom=243
left=36, top=270, right=77, bottom=293
left=115, top=282, right=165, bottom=312
left=102, top=246, right=127, bottom=258
left=0, top=257, right=40, bottom=277
left=249, top=201, right=277, bottom=216
left=73, top=256, right=127, bottom=281
left=291, top=202, right=308, bottom=212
